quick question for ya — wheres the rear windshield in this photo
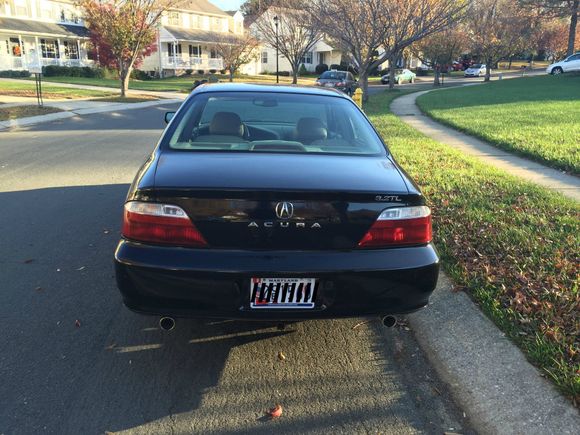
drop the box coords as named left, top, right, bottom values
left=166, top=92, right=386, bottom=156
left=320, top=71, right=346, bottom=80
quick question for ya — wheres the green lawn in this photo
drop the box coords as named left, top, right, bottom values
left=367, top=90, right=579, bottom=403
left=0, top=81, right=114, bottom=99
left=19, top=73, right=317, bottom=93
left=416, top=74, right=580, bottom=175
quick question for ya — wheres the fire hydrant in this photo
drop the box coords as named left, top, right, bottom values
left=352, top=88, right=363, bottom=108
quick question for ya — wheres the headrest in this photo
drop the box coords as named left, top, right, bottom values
left=295, top=117, right=327, bottom=144
left=209, top=112, right=244, bottom=136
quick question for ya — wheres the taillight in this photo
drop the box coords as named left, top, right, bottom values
left=122, top=201, right=207, bottom=247
left=358, top=206, right=432, bottom=248
left=337, top=81, right=345, bottom=86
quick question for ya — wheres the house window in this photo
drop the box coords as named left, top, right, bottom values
left=41, top=39, right=59, bottom=58
left=300, top=51, right=313, bottom=64
left=63, top=41, right=79, bottom=59
left=168, top=43, right=182, bottom=57
left=189, top=45, right=201, bottom=57
left=191, top=14, right=199, bottom=28
left=261, top=51, right=268, bottom=64
left=9, top=38, right=22, bottom=57
left=210, top=48, right=217, bottom=59
left=168, top=12, right=180, bottom=26
left=14, top=0, right=29, bottom=17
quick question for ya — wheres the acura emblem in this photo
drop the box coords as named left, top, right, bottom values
left=275, top=202, right=294, bottom=219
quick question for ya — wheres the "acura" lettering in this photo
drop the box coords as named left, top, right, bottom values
left=248, top=221, right=322, bottom=229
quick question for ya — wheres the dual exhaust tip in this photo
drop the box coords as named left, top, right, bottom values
left=159, top=315, right=396, bottom=330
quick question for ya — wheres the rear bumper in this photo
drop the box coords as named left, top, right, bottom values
left=114, top=241, right=440, bottom=320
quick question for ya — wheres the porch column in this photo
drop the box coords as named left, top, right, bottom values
left=173, top=40, right=177, bottom=67
left=77, top=39, right=81, bottom=66
left=34, top=36, right=40, bottom=66
left=57, top=38, right=62, bottom=65
left=18, top=34, right=25, bottom=69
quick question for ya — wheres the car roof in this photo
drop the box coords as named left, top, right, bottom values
left=190, top=82, right=349, bottom=98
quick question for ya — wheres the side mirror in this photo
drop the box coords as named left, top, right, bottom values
left=164, top=111, right=175, bottom=124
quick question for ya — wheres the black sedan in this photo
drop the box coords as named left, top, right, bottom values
left=314, top=70, right=358, bottom=95
left=114, top=84, right=439, bottom=325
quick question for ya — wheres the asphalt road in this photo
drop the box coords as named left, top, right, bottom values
left=0, top=105, right=473, bottom=434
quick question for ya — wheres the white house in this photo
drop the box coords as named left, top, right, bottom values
left=0, top=0, right=92, bottom=71
left=140, top=0, right=245, bottom=76
left=248, top=8, right=342, bottom=75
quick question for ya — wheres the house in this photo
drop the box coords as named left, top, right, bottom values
left=140, top=0, right=245, bottom=76
left=248, top=8, right=342, bottom=75
left=0, top=0, right=92, bottom=71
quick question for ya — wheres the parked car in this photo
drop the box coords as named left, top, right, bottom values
left=451, top=61, right=463, bottom=71
left=381, top=69, right=416, bottom=84
left=464, top=64, right=488, bottom=77
left=546, top=53, right=580, bottom=75
left=314, top=70, right=358, bottom=95
left=115, top=84, right=439, bottom=326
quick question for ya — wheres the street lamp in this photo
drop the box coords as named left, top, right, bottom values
left=274, top=15, right=279, bottom=83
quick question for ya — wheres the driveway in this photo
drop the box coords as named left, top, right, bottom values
left=0, top=106, right=472, bottom=434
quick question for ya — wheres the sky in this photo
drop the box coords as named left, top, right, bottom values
left=209, top=0, right=244, bottom=11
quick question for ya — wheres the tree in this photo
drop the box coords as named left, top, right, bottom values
left=519, top=1, right=579, bottom=56
left=465, top=0, right=533, bottom=81
left=252, top=1, right=321, bottom=84
left=241, top=0, right=275, bottom=18
left=78, top=0, right=181, bottom=96
left=412, top=28, right=467, bottom=85
left=536, top=18, right=579, bottom=60
left=313, top=0, right=466, bottom=100
left=214, top=33, right=260, bottom=81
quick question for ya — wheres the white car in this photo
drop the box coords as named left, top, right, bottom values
left=464, top=64, right=487, bottom=77
left=546, top=53, right=580, bottom=74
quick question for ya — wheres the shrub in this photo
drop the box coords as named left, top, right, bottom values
left=220, top=69, right=227, bottom=75
left=298, top=63, right=308, bottom=75
left=330, top=64, right=341, bottom=70
left=131, top=69, right=152, bottom=81
left=185, top=69, right=193, bottom=75
left=209, top=69, right=217, bottom=74
left=197, top=69, right=205, bottom=75
left=0, top=70, right=31, bottom=78
left=315, top=63, right=329, bottom=74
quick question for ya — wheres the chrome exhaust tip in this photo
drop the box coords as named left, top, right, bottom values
left=159, top=317, right=175, bottom=331
left=381, top=315, right=397, bottom=328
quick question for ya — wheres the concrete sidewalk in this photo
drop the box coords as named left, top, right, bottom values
left=0, top=77, right=186, bottom=100
left=391, top=91, right=579, bottom=201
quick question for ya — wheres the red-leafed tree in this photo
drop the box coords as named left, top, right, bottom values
left=78, top=0, right=181, bottom=96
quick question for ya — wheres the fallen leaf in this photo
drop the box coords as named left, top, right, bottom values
left=34, top=286, right=43, bottom=292
left=76, top=266, right=85, bottom=271
left=267, top=404, right=282, bottom=419
left=75, top=319, right=81, bottom=328
left=103, top=229, right=110, bottom=234
left=277, top=351, right=286, bottom=361
left=23, top=259, right=35, bottom=264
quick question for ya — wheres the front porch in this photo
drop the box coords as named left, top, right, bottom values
left=0, top=34, right=93, bottom=71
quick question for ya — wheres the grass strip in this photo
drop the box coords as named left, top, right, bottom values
left=415, top=74, right=580, bottom=175
left=366, top=90, right=579, bottom=404
left=0, top=81, right=114, bottom=99
left=0, top=105, right=63, bottom=121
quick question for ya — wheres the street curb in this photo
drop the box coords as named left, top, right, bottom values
left=0, top=98, right=183, bottom=131
left=408, top=273, right=580, bottom=434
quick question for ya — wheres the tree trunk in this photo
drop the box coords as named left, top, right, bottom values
left=567, top=0, right=579, bottom=57
left=484, top=58, right=492, bottom=82
left=434, top=69, right=441, bottom=86
left=359, top=70, right=369, bottom=103
left=119, top=61, right=132, bottom=98
left=229, top=68, right=234, bottom=82
left=388, top=53, right=397, bottom=90
left=508, top=56, right=513, bottom=69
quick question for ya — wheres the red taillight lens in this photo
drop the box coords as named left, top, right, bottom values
left=358, top=206, right=432, bottom=248
left=122, top=202, right=207, bottom=247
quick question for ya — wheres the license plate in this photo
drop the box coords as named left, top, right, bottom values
left=250, top=278, right=318, bottom=309
left=324, top=82, right=334, bottom=87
